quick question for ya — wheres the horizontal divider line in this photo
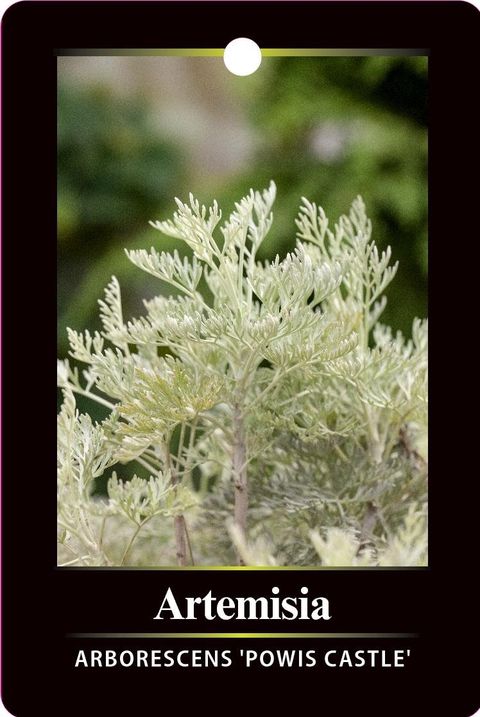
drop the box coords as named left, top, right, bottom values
left=56, top=48, right=429, bottom=57
left=68, top=632, right=418, bottom=639
left=59, top=566, right=424, bottom=571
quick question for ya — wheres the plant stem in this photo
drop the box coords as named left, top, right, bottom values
left=68, top=385, right=116, bottom=411
left=184, top=518, right=195, bottom=565
left=120, top=522, right=143, bottom=566
left=57, top=521, right=95, bottom=552
left=357, top=502, right=378, bottom=556
left=182, top=416, right=198, bottom=488
left=165, top=436, right=190, bottom=567
left=365, top=407, right=384, bottom=464
left=173, top=515, right=188, bottom=566
left=135, top=455, right=161, bottom=475
left=98, top=516, right=107, bottom=552
left=232, top=401, right=248, bottom=565
left=177, top=422, right=186, bottom=467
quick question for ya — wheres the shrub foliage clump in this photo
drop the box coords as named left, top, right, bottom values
left=57, top=182, right=427, bottom=567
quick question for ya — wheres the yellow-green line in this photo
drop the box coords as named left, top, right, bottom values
left=60, top=565, right=425, bottom=571
left=56, top=48, right=428, bottom=57
left=69, top=632, right=418, bottom=639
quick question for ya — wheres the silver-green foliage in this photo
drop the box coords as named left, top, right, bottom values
left=57, top=182, right=427, bottom=567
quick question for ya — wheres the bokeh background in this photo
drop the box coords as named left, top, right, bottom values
left=58, top=54, right=427, bottom=361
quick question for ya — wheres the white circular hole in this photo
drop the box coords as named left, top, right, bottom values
left=223, top=37, right=262, bottom=76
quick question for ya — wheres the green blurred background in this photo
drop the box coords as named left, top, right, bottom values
left=58, top=55, right=427, bottom=359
